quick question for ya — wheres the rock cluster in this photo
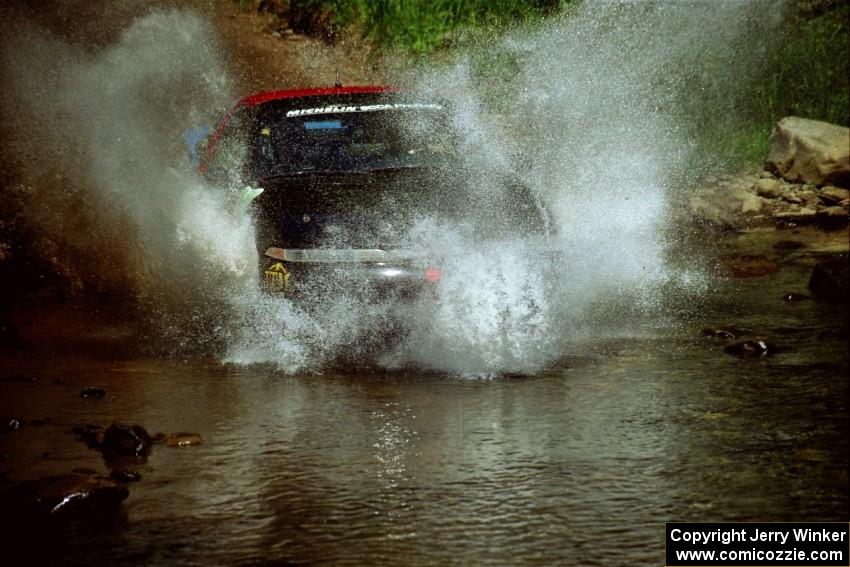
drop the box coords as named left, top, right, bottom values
left=688, top=117, right=849, bottom=228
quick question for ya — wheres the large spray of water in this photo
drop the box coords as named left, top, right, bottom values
left=1, top=1, right=785, bottom=375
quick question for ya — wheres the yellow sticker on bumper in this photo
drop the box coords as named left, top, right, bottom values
left=263, top=262, right=290, bottom=292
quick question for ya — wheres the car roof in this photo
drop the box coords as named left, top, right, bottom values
left=237, top=86, right=402, bottom=107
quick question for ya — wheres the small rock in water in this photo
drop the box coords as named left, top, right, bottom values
left=783, top=293, right=809, bottom=302
left=0, top=472, right=129, bottom=518
left=723, top=255, right=779, bottom=278
left=772, top=240, right=805, bottom=250
left=701, top=326, right=745, bottom=340
left=80, top=387, right=106, bottom=398
left=162, top=432, right=203, bottom=447
left=102, top=423, right=153, bottom=457
left=724, top=338, right=774, bottom=357
left=809, top=256, right=849, bottom=303
left=2, top=417, right=21, bottom=433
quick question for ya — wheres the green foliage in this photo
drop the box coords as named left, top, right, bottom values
left=699, top=3, right=849, bottom=165
left=277, top=0, right=562, bottom=52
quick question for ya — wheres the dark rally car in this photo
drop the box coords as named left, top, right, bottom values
left=200, top=86, right=546, bottom=298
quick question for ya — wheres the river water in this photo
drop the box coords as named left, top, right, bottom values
left=0, top=226, right=847, bottom=566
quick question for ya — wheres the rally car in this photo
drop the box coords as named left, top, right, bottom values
left=199, top=86, right=546, bottom=298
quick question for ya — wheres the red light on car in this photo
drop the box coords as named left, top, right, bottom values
left=425, top=267, right=441, bottom=283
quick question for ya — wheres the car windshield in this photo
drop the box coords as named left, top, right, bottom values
left=254, top=104, right=455, bottom=175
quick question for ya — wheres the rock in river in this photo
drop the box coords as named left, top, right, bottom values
left=809, top=256, right=849, bottom=303
left=724, top=338, right=775, bottom=357
left=158, top=432, right=203, bottom=447
left=2, top=417, right=21, bottom=433
left=102, top=423, right=153, bottom=457
left=0, top=471, right=128, bottom=518
left=80, top=387, right=106, bottom=398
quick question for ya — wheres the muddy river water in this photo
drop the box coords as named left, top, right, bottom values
left=1, top=227, right=847, bottom=566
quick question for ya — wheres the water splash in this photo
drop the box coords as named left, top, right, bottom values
left=1, top=2, right=784, bottom=375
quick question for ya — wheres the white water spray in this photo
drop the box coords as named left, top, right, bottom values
left=1, top=2, right=785, bottom=375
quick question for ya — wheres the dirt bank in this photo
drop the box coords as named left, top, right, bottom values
left=192, top=0, right=388, bottom=92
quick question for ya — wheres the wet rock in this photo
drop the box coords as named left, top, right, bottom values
left=110, top=469, right=142, bottom=483
left=2, top=417, right=21, bottom=433
left=701, top=326, right=745, bottom=340
left=724, top=338, right=775, bottom=357
left=772, top=240, right=805, bottom=250
left=820, top=186, right=850, bottom=204
left=102, top=423, right=153, bottom=457
left=766, top=116, right=850, bottom=187
left=80, top=387, right=106, bottom=398
left=0, top=472, right=128, bottom=518
left=754, top=178, right=781, bottom=199
left=783, top=293, right=810, bottom=302
left=809, top=256, right=849, bottom=303
left=722, top=255, right=779, bottom=278
left=162, top=432, right=203, bottom=447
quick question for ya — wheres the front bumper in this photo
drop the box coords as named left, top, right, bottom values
left=262, top=247, right=440, bottom=299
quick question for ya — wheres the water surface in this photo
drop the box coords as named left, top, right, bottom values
left=1, top=227, right=847, bottom=566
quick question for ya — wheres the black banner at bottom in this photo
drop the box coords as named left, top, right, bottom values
left=666, top=523, right=849, bottom=566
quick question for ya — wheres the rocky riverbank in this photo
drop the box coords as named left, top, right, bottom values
left=686, top=116, right=849, bottom=230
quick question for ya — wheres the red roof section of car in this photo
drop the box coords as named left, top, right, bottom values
left=238, top=86, right=402, bottom=107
